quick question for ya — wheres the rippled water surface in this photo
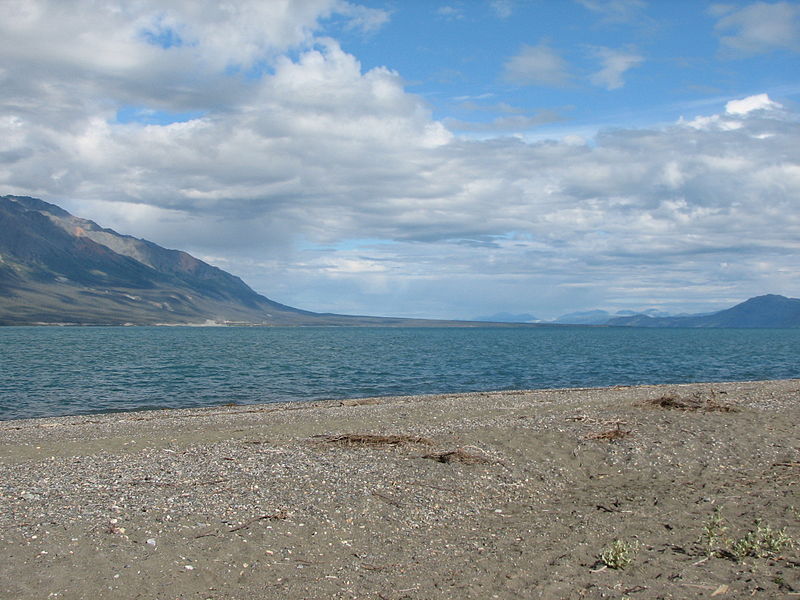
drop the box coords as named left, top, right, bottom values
left=1, top=326, right=798, bottom=419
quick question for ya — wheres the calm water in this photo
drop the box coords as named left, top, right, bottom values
left=1, top=326, right=798, bottom=420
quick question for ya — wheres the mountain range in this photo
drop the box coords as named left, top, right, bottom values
left=0, top=195, right=462, bottom=326
left=2, top=195, right=798, bottom=327
left=605, top=294, right=800, bottom=328
left=552, top=308, right=675, bottom=325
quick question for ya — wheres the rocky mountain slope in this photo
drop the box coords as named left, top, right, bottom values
left=0, top=195, right=427, bottom=326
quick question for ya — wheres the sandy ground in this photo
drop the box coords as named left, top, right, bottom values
left=0, top=380, right=798, bottom=599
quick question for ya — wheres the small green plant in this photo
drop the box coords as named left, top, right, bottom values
left=697, top=506, right=728, bottom=558
left=599, top=539, right=639, bottom=570
left=731, top=521, right=793, bottom=562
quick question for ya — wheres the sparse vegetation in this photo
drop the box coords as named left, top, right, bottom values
left=599, top=539, right=638, bottom=570
left=695, top=509, right=794, bottom=562
left=697, top=506, right=728, bottom=558
left=730, top=521, right=794, bottom=561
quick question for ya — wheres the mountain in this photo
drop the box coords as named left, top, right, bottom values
left=473, top=312, right=538, bottom=323
left=552, top=309, right=611, bottom=325
left=607, top=295, right=800, bottom=328
left=0, top=195, right=454, bottom=326
left=552, top=308, right=674, bottom=325
left=615, top=308, right=672, bottom=318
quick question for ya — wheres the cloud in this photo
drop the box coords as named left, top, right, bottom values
left=725, top=93, right=782, bottom=114
left=0, top=0, right=390, bottom=125
left=436, top=6, right=465, bottom=20
left=588, top=46, right=644, bottom=90
left=11, top=84, right=796, bottom=318
left=490, top=0, right=514, bottom=19
left=576, top=0, right=647, bottom=23
left=714, top=1, right=800, bottom=55
left=336, top=1, right=391, bottom=33
left=680, top=93, right=783, bottom=129
left=444, top=110, right=564, bottom=132
left=502, top=43, right=572, bottom=87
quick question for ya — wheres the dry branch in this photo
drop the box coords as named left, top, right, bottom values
left=642, top=390, right=737, bottom=412
left=228, top=510, right=288, bottom=532
left=313, top=433, right=433, bottom=447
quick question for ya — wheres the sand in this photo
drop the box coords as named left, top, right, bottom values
left=1, top=380, right=798, bottom=599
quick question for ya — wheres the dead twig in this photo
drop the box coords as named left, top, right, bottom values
left=228, top=510, right=288, bottom=533
left=312, top=433, right=433, bottom=447
left=567, top=416, right=628, bottom=426
left=624, top=586, right=648, bottom=594
left=372, top=491, right=403, bottom=507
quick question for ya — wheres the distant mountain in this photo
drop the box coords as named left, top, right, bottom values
left=473, top=312, right=538, bottom=323
left=552, top=307, right=675, bottom=325
left=607, top=295, right=800, bottom=328
left=615, top=308, right=672, bottom=319
left=0, top=195, right=460, bottom=326
left=552, top=309, right=611, bottom=325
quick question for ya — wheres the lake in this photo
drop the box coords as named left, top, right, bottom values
left=1, top=326, right=798, bottom=420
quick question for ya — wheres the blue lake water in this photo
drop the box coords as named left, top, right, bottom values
left=1, top=326, right=798, bottom=420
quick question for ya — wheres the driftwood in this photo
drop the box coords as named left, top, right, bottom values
left=313, top=433, right=433, bottom=447
left=642, top=390, right=737, bottom=413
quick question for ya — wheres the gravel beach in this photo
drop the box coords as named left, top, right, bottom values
left=1, top=380, right=798, bottom=599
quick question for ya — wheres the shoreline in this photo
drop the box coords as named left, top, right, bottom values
left=2, top=379, right=799, bottom=598
left=3, top=376, right=796, bottom=424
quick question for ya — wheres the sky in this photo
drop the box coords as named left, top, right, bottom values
left=1, top=0, right=799, bottom=320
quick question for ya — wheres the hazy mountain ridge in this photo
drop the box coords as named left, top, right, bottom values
left=0, top=195, right=339, bottom=325
left=2, top=196, right=797, bottom=328
left=545, top=297, right=799, bottom=328
left=606, top=295, right=800, bottom=328
left=0, top=196, right=534, bottom=327
left=473, top=312, right=538, bottom=323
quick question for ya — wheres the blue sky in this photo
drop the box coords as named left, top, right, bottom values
left=1, top=0, right=799, bottom=319
left=338, top=1, right=797, bottom=132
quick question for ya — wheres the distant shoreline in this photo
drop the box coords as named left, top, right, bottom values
left=0, top=319, right=577, bottom=327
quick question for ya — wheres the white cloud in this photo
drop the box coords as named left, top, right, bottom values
left=336, top=1, right=392, bottom=33
left=725, top=93, right=782, bottom=114
left=502, top=43, right=572, bottom=87
left=680, top=93, right=783, bottom=130
left=588, top=46, right=643, bottom=90
left=490, top=0, right=514, bottom=19
left=27, top=92, right=796, bottom=319
left=714, top=1, right=800, bottom=55
left=444, top=110, right=564, bottom=132
left=576, top=0, right=647, bottom=23
left=436, top=6, right=465, bottom=20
